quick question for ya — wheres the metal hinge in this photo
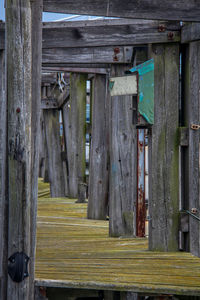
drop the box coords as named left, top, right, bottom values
left=191, top=124, right=200, bottom=130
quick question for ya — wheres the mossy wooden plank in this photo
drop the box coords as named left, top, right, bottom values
left=35, top=191, right=200, bottom=296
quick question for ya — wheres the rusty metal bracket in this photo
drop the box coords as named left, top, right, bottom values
left=191, top=124, right=200, bottom=130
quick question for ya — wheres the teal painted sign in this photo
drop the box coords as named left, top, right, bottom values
left=130, top=59, right=154, bottom=125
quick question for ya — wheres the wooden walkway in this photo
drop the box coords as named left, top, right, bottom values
left=35, top=179, right=200, bottom=296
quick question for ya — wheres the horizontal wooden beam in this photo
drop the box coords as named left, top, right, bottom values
left=181, top=23, right=200, bottom=43
left=42, top=46, right=133, bottom=64
left=43, top=0, right=200, bottom=22
left=42, top=19, right=180, bottom=48
left=0, top=19, right=180, bottom=50
left=43, top=66, right=109, bottom=74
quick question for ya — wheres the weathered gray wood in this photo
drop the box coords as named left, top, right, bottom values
left=62, top=73, right=87, bottom=198
left=43, top=0, right=200, bottom=22
left=87, top=74, right=109, bottom=220
left=6, top=1, right=34, bottom=298
left=182, top=41, right=200, bottom=257
left=42, top=19, right=180, bottom=48
left=42, top=46, right=133, bottom=65
left=109, top=64, right=137, bottom=237
left=43, top=110, right=66, bottom=197
left=0, top=20, right=180, bottom=50
left=30, top=2, right=43, bottom=299
left=0, top=50, right=7, bottom=300
left=41, top=98, right=58, bottom=109
left=43, top=66, right=109, bottom=74
left=181, top=23, right=200, bottom=43
left=149, top=43, right=180, bottom=251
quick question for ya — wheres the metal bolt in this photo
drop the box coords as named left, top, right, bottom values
left=16, top=107, right=21, bottom=113
left=158, top=24, right=166, bottom=32
left=168, top=32, right=174, bottom=40
left=191, top=208, right=198, bottom=214
left=114, top=47, right=120, bottom=54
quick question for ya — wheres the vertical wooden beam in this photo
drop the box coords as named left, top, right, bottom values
left=149, top=43, right=180, bottom=251
left=87, top=74, right=109, bottom=219
left=0, top=50, right=8, bottom=300
left=182, top=41, right=200, bottom=257
left=43, top=109, right=66, bottom=197
left=109, top=64, right=137, bottom=237
left=30, top=2, right=43, bottom=299
left=62, top=73, right=87, bottom=198
left=5, top=1, right=40, bottom=298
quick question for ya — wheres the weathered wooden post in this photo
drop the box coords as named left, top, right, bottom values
left=109, top=64, right=137, bottom=237
left=62, top=73, right=87, bottom=199
left=43, top=109, right=66, bottom=197
left=87, top=74, right=109, bottom=219
left=0, top=49, right=8, bottom=300
left=5, top=1, right=42, bottom=299
left=182, top=40, right=200, bottom=257
left=148, top=43, right=180, bottom=251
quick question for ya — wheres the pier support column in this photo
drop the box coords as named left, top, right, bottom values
left=62, top=73, right=87, bottom=199
left=109, top=64, right=137, bottom=237
left=5, top=1, right=42, bottom=299
left=149, top=43, right=180, bottom=251
left=43, top=109, right=66, bottom=197
left=182, top=41, right=200, bottom=257
left=87, top=74, right=109, bottom=219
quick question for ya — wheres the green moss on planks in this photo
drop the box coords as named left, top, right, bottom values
left=36, top=179, right=200, bottom=296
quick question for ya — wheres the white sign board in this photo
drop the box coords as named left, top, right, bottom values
left=109, top=75, right=137, bottom=97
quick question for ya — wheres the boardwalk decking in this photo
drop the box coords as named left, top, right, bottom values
left=35, top=179, right=200, bottom=296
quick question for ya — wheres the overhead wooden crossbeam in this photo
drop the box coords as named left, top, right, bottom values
left=0, top=19, right=180, bottom=50
left=42, top=46, right=133, bottom=65
left=43, top=0, right=200, bottom=22
left=181, top=23, right=200, bottom=43
left=42, top=19, right=180, bottom=48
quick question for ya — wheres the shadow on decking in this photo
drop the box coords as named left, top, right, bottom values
left=35, top=179, right=200, bottom=296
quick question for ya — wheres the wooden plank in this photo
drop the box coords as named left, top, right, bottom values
left=42, top=46, right=133, bottom=65
left=87, top=75, right=109, bottom=220
left=148, top=43, right=180, bottom=251
left=109, top=75, right=137, bottom=96
left=181, top=23, right=200, bottom=43
left=0, top=50, right=7, bottom=300
left=43, top=66, right=109, bottom=74
left=182, top=41, right=200, bottom=257
left=62, top=73, right=87, bottom=198
left=5, top=2, right=34, bottom=299
left=43, top=0, right=200, bottom=22
left=109, top=64, right=137, bottom=237
left=0, top=20, right=180, bottom=50
left=43, top=110, right=66, bottom=197
left=30, top=2, right=43, bottom=299
left=35, top=194, right=200, bottom=296
left=42, top=19, right=180, bottom=49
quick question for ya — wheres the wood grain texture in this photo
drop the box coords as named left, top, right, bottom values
left=30, top=2, right=43, bottom=299
left=42, top=20, right=180, bottom=49
left=87, top=75, right=109, bottom=220
left=149, top=44, right=180, bottom=251
left=43, top=0, right=200, bottom=22
left=181, top=23, right=200, bottom=43
left=62, top=73, right=87, bottom=198
left=43, top=110, right=66, bottom=197
left=6, top=2, right=33, bottom=299
left=182, top=42, right=200, bottom=257
left=42, top=46, right=133, bottom=65
left=35, top=182, right=200, bottom=296
left=109, top=64, right=137, bottom=237
left=0, top=50, right=7, bottom=300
